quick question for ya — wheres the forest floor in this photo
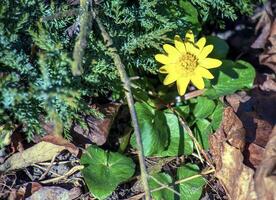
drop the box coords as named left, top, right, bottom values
left=0, top=1, right=276, bottom=200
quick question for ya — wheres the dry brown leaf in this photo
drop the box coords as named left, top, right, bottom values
left=73, top=103, right=121, bottom=145
left=41, top=134, right=79, bottom=156
left=209, top=107, right=257, bottom=200
left=259, top=75, right=276, bottom=92
left=251, top=2, right=273, bottom=49
left=0, top=135, right=78, bottom=172
left=259, top=19, right=276, bottom=73
left=255, top=125, right=276, bottom=200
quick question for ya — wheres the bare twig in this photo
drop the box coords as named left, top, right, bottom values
left=149, top=175, right=181, bottom=196
left=93, top=10, right=151, bottom=200
left=129, top=168, right=215, bottom=200
left=183, top=89, right=206, bottom=100
left=39, top=153, right=58, bottom=180
left=40, top=165, right=84, bottom=184
left=32, top=164, right=61, bottom=177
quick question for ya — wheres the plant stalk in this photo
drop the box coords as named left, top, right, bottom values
left=93, top=10, right=152, bottom=200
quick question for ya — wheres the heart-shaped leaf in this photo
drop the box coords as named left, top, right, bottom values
left=192, top=96, right=216, bottom=119
left=209, top=101, right=224, bottom=130
left=160, top=110, right=193, bottom=156
left=177, top=164, right=205, bottom=200
left=194, top=119, right=213, bottom=149
left=206, top=36, right=229, bottom=59
left=149, top=173, right=174, bottom=200
left=80, top=146, right=135, bottom=200
left=131, top=102, right=169, bottom=156
left=205, top=60, right=255, bottom=98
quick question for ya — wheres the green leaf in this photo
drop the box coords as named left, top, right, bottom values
left=160, top=110, right=193, bottom=156
left=177, top=164, right=205, bottom=200
left=206, top=36, right=229, bottom=59
left=175, top=105, right=190, bottom=118
left=80, top=146, right=135, bottom=200
left=205, top=60, right=256, bottom=98
left=131, top=102, right=169, bottom=156
left=209, top=101, right=224, bottom=130
left=194, top=119, right=213, bottom=149
left=149, top=173, right=174, bottom=200
left=192, top=96, right=216, bottom=119
left=179, top=0, right=199, bottom=25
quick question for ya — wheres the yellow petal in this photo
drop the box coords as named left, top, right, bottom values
left=195, top=67, right=214, bottom=79
left=174, top=35, right=186, bottom=53
left=200, top=58, right=222, bottom=69
left=163, top=73, right=178, bottom=85
left=198, top=45, right=214, bottom=60
left=191, top=76, right=205, bottom=89
left=177, top=77, right=190, bottom=96
left=185, top=30, right=194, bottom=43
left=159, top=64, right=175, bottom=74
left=155, top=54, right=173, bottom=64
left=185, top=41, right=198, bottom=56
left=196, top=37, right=206, bottom=51
left=163, top=44, right=180, bottom=60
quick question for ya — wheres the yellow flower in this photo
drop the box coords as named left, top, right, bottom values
left=155, top=30, right=222, bottom=95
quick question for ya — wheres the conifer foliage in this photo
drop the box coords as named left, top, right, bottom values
left=0, top=0, right=257, bottom=144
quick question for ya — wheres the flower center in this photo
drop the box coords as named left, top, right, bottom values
left=179, top=53, right=198, bottom=73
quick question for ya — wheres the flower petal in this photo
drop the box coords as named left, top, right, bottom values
left=159, top=64, right=175, bottom=74
left=155, top=54, right=173, bottom=64
left=177, top=77, right=190, bottom=96
left=163, top=44, right=180, bottom=60
left=185, top=30, right=194, bottom=43
left=200, top=58, right=222, bottom=69
left=185, top=41, right=198, bottom=56
left=174, top=35, right=186, bottom=53
left=191, top=76, right=205, bottom=89
left=163, top=73, right=178, bottom=85
left=196, top=37, right=206, bottom=51
left=198, top=45, right=214, bottom=60
left=195, top=67, right=214, bottom=79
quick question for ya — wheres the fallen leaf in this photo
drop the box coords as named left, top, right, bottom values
left=209, top=107, right=257, bottom=200
left=251, top=2, right=273, bottom=49
left=0, top=135, right=78, bottom=172
left=255, top=125, right=276, bottom=200
left=259, top=19, right=276, bottom=73
left=73, top=103, right=121, bottom=145
left=259, top=75, right=276, bottom=92
left=41, top=134, right=79, bottom=156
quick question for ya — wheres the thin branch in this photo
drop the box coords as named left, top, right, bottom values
left=149, top=175, right=181, bottom=196
left=183, top=89, right=206, bottom=100
left=39, top=153, right=58, bottom=180
left=93, top=10, right=152, bottom=200
left=129, top=168, right=215, bottom=200
left=40, top=165, right=84, bottom=184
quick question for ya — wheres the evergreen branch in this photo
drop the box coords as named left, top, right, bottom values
left=93, top=9, right=152, bottom=200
